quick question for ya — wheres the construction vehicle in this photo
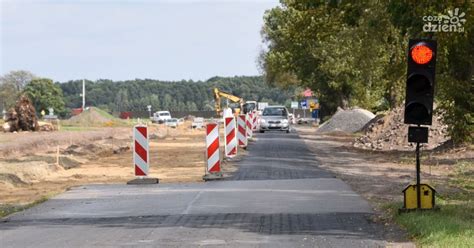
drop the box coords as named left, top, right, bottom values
left=213, top=88, right=244, bottom=116
left=213, top=88, right=264, bottom=116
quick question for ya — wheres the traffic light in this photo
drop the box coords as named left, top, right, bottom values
left=404, top=39, right=437, bottom=125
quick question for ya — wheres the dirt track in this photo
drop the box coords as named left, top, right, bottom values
left=297, top=126, right=473, bottom=209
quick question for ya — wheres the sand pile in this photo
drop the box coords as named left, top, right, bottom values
left=66, top=107, right=122, bottom=127
left=316, top=107, right=375, bottom=133
left=354, top=107, right=449, bottom=151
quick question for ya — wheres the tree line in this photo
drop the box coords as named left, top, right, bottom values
left=59, top=76, right=294, bottom=113
left=259, top=0, right=473, bottom=143
left=1, top=72, right=295, bottom=117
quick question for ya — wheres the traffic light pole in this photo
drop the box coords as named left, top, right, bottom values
left=416, top=141, right=421, bottom=209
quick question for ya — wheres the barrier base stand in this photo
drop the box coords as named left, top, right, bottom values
left=224, top=156, right=237, bottom=162
left=127, top=177, right=159, bottom=185
left=225, top=156, right=242, bottom=162
left=398, top=206, right=440, bottom=214
left=203, top=172, right=223, bottom=181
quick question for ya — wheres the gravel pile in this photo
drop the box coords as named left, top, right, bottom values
left=353, top=107, right=449, bottom=151
left=316, top=107, right=375, bottom=133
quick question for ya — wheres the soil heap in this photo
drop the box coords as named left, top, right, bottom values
left=354, top=107, right=449, bottom=151
left=316, top=107, right=375, bottom=133
left=66, top=107, right=122, bottom=127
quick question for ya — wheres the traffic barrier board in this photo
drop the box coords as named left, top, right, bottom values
left=133, top=125, right=149, bottom=177
left=237, top=114, right=247, bottom=148
left=224, top=117, right=237, bottom=158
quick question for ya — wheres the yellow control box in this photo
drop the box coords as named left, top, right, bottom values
left=402, top=184, right=436, bottom=209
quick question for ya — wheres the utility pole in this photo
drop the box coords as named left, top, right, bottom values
left=82, top=79, right=86, bottom=109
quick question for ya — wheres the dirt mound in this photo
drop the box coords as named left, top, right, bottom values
left=0, top=173, right=28, bottom=187
left=354, top=107, right=449, bottom=151
left=317, top=107, right=375, bottom=133
left=64, top=140, right=130, bottom=159
left=0, top=160, right=60, bottom=184
left=66, top=107, right=123, bottom=127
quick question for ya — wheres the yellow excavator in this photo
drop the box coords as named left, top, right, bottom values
left=213, top=88, right=259, bottom=116
left=213, top=88, right=243, bottom=116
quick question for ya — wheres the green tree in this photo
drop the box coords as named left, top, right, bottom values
left=0, top=70, right=36, bottom=109
left=387, top=1, right=473, bottom=144
left=114, top=89, right=129, bottom=112
left=260, top=0, right=473, bottom=143
left=58, top=76, right=294, bottom=113
left=23, top=78, right=65, bottom=115
left=0, top=82, right=17, bottom=111
left=1, top=70, right=36, bottom=91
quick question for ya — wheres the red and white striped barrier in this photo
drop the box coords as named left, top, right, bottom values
left=246, top=113, right=253, bottom=139
left=133, top=125, right=149, bottom=177
left=252, top=111, right=258, bottom=131
left=206, top=122, right=221, bottom=173
left=224, top=117, right=237, bottom=157
left=237, top=114, right=247, bottom=148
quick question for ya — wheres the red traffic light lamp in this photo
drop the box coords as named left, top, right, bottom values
left=410, top=43, right=433, bottom=65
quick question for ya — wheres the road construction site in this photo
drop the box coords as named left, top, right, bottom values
left=0, top=121, right=223, bottom=205
left=0, top=106, right=472, bottom=247
left=1, top=128, right=402, bottom=247
left=1, top=105, right=471, bottom=208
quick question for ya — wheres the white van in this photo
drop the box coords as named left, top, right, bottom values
left=152, top=111, right=172, bottom=123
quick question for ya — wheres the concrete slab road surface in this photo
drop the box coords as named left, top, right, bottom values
left=1, top=131, right=389, bottom=247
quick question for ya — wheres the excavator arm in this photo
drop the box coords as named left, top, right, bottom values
left=213, top=88, right=243, bottom=116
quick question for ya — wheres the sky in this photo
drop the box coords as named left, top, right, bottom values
left=0, top=0, right=279, bottom=82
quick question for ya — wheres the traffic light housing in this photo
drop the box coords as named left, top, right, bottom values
left=404, top=39, right=437, bottom=125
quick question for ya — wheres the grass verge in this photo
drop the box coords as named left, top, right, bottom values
left=60, top=125, right=99, bottom=131
left=0, top=196, right=50, bottom=218
left=386, top=161, right=474, bottom=247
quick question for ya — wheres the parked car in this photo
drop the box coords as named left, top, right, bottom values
left=192, top=117, right=204, bottom=129
left=152, top=111, right=171, bottom=123
left=165, top=118, right=178, bottom=128
left=259, top=106, right=290, bottom=133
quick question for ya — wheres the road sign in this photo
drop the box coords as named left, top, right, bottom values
left=300, top=100, right=307, bottom=109
left=291, top=101, right=298, bottom=109
left=302, top=88, right=313, bottom=97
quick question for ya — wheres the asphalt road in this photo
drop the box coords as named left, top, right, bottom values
left=0, top=130, right=388, bottom=247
